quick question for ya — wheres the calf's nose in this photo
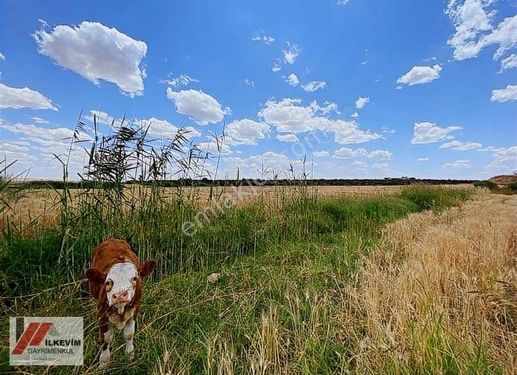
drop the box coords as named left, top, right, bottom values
left=113, top=289, right=129, bottom=302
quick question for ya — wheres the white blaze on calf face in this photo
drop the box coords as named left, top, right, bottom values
left=105, top=262, right=138, bottom=309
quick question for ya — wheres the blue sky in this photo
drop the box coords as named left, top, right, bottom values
left=0, top=0, right=516, bottom=180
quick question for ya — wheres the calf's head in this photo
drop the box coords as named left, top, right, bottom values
left=87, top=260, right=156, bottom=310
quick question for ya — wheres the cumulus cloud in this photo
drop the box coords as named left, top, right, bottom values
left=244, top=79, right=255, bottom=87
left=439, top=140, right=482, bottom=150
left=276, top=133, right=299, bottom=142
left=251, top=34, right=275, bottom=44
left=397, top=65, right=442, bottom=86
left=0, top=52, right=5, bottom=61
left=258, top=98, right=380, bottom=144
left=285, top=73, right=300, bottom=86
left=163, top=74, right=199, bottom=88
left=417, top=157, right=430, bottom=161
left=355, top=96, right=370, bottom=109
left=411, top=122, right=462, bottom=144
left=34, top=21, right=147, bottom=96
left=446, top=1, right=517, bottom=62
left=442, top=159, right=471, bottom=168
left=272, top=63, right=281, bottom=72
left=142, top=117, right=201, bottom=140
left=198, top=141, right=232, bottom=155
left=225, top=119, right=270, bottom=145
left=351, top=111, right=359, bottom=118
left=0, top=83, right=57, bottom=110
left=0, top=122, right=91, bottom=167
left=490, top=84, right=517, bottom=102
left=337, top=0, right=351, bottom=5
left=282, top=42, right=300, bottom=64
left=302, top=81, right=327, bottom=92
left=166, top=88, right=230, bottom=125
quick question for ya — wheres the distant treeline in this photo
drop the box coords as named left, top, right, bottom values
left=13, top=177, right=479, bottom=190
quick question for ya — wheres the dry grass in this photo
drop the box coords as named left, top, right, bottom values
left=345, top=192, right=517, bottom=373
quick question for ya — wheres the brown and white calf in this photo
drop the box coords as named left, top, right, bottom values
left=85, top=238, right=156, bottom=367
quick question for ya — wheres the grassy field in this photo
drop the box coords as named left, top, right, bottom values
left=6, top=182, right=514, bottom=374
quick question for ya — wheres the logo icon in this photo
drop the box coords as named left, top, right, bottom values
left=10, top=317, right=83, bottom=366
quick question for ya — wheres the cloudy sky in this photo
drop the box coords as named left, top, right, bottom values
left=0, top=0, right=516, bottom=180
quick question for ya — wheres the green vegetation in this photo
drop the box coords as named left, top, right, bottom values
left=0, top=182, right=472, bottom=373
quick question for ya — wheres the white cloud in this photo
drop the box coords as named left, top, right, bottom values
left=500, top=54, right=517, bottom=71
left=337, top=0, right=350, bottom=5
left=164, top=74, right=199, bottom=88
left=411, top=122, right=462, bottom=144
left=142, top=117, right=201, bottom=140
left=334, top=147, right=391, bottom=159
left=417, top=157, right=430, bottom=161
left=0, top=52, right=5, bottom=61
left=276, top=133, right=299, bottom=142
left=31, top=117, right=50, bottom=124
left=258, top=98, right=380, bottom=144
left=333, top=120, right=381, bottom=144
left=490, top=84, right=517, bottom=102
left=285, top=73, right=300, bottom=86
left=272, top=63, right=281, bottom=72
left=355, top=96, right=370, bottom=109
left=481, top=145, right=517, bottom=173
left=198, top=141, right=232, bottom=155
left=446, top=1, right=517, bottom=62
left=0, top=122, right=91, bottom=167
left=483, top=15, right=517, bottom=60
left=368, top=150, right=392, bottom=160
left=34, top=21, right=147, bottom=96
left=351, top=111, right=359, bottom=118
left=302, top=81, right=327, bottom=92
left=313, top=151, right=330, bottom=157
left=0, top=122, right=90, bottom=143
left=397, top=65, right=442, bottom=86
left=251, top=34, right=275, bottom=44
left=282, top=42, right=300, bottom=64
left=309, top=100, right=340, bottom=115
left=443, top=159, right=471, bottom=168
left=439, top=140, right=482, bottom=150
left=334, top=148, right=367, bottom=159
left=85, top=109, right=116, bottom=125
left=244, top=79, right=255, bottom=87
left=166, top=88, right=230, bottom=125
left=225, top=119, right=270, bottom=145
left=0, top=83, right=57, bottom=110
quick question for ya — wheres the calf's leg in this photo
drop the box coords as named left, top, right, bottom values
left=99, top=319, right=113, bottom=368
left=124, top=318, right=135, bottom=357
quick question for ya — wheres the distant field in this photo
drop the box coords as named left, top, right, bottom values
left=3, top=184, right=473, bottom=229
left=5, top=184, right=512, bottom=374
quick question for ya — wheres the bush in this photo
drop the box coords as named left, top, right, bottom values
left=473, top=180, right=498, bottom=190
left=507, top=182, right=517, bottom=191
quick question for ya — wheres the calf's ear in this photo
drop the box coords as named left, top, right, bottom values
left=139, top=260, right=156, bottom=278
left=85, top=268, right=106, bottom=284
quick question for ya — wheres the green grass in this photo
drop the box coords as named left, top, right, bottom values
left=0, top=186, right=475, bottom=374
